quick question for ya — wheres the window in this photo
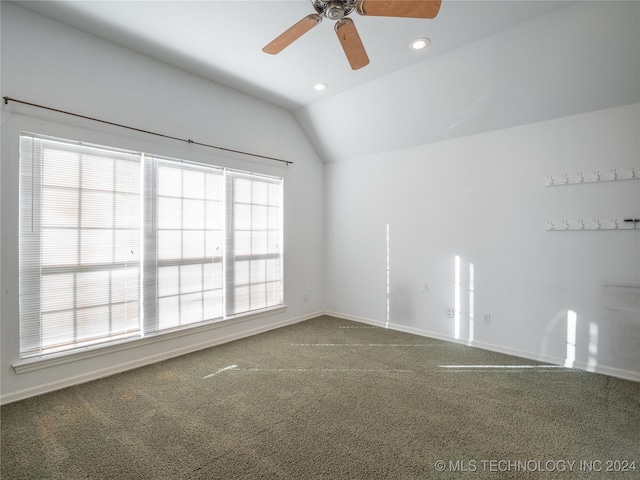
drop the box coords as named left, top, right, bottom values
left=227, top=171, right=283, bottom=315
left=143, top=158, right=225, bottom=332
left=19, top=133, right=284, bottom=359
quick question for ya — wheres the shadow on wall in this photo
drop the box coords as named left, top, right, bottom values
left=602, top=284, right=640, bottom=371
left=390, top=282, right=416, bottom=326
left=541, top=284, right=640, bottom=374
left=383, top=233, right=637, bottom=376
left=385, top=223, right=416, bottom=327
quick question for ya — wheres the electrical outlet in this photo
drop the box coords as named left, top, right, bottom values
left=303, top=292, right=308, bottom=302
left=446, top=308, right=455, bottom=319
left=483, top=313, right=491, bottom=324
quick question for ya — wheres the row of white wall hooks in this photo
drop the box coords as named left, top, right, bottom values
left=546, top=219, right=640, bottom=231
left=545, top=167, right=638, bottom=186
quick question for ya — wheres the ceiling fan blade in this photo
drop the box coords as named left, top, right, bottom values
left=263, top=14, right=322, bottom=54
left=335, top=18, right=370, bottom=70
left=356, top=0, right=442, bottom=19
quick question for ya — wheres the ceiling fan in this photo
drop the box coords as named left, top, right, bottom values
left=262, top=0, right=442, bottom=70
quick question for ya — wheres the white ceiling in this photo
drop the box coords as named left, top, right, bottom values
left=10, top=1, right=640, bottom=163
left=14, top=0, right=574, bottom=110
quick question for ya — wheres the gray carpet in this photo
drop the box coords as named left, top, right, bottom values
left=2, top=315, right=639, bottom=479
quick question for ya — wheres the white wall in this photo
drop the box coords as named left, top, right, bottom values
left=325, top=103, right=640, bottom=381
left=0, top=3, right=325, bottom=403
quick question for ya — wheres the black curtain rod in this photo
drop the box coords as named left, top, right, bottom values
left=3, top=96, right=293, bottom=166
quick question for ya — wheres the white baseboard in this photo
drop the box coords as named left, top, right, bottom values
left=1, top=311, right=322, bottom=405
left=4, top=309, right=637, bottom=405
left=325, top=311, right=640, bottom=383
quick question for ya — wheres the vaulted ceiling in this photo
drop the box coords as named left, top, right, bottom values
left=12, top=1, right=640, bottom=162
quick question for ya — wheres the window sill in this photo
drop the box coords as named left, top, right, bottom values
left=12, top=305, right=287, bottom=374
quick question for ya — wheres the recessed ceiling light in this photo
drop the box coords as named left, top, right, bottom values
left=410, top=37, right=431, bottom=50
left=314, top=83, right=328, bottom=91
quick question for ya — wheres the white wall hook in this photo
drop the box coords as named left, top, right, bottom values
left=546, top=218, right=639, bottom=231
left=547, top=166, right=639, bottom=186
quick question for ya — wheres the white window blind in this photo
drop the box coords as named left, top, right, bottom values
left=143, top=158, right=225, bottom=332
left=227, top=171, right=283, bottom=315
left=19, top=134, right=141, bottom=357
left=19, top=133, right=284, bottom=360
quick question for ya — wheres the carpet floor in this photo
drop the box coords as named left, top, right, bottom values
left=2, top=315, right=639, bottom=479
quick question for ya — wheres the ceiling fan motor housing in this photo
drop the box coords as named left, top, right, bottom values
left=312, top=0, right=356, bottom=20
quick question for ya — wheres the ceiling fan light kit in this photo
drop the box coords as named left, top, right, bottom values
left=263, top=0, right=442, bottom=70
